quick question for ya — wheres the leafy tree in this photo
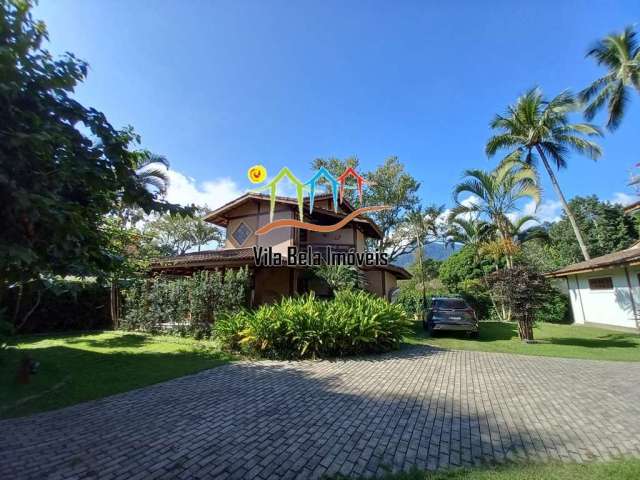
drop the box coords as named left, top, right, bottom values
left=580, top=26, right=640, bottom=130
left=146, top=208, right=223, bottom=255
left=486, top=266, right=551, bottom=341
left=452, top=160, right=540, bottom=267
left=0, top=1, right=180, bottom=286
left=311, top=156, right=425, bottom=261
left=364, top=158, right=423, bottom=260
left=486, top=89, right=602, bottom=260
left=445, top=216, right=494, bottom=252
left=548, top=195, right=638, bottom=264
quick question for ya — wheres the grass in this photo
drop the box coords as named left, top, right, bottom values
left=0, top=331, right=233, bottom=419
left=331, top=459, right=640, bottom=479
left=404, top=320, right=640, bottom=362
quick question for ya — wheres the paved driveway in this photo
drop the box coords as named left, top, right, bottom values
left=2, top=346, right=640, bottom=479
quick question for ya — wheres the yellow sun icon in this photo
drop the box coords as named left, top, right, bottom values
left=247, top=164, right=267, bottom=184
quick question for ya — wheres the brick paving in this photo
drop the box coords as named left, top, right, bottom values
left=2, top=346, right=640, bottom=479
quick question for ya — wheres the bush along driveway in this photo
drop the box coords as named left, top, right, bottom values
left=2, top=345, right=640, bottom=479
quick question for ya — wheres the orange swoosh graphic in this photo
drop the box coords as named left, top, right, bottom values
left=256, top=206, right=391, bottom=235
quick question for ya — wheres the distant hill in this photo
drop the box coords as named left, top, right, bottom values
left=393, top=242, right=460, bottom=267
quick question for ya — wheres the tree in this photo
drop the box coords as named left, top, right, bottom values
left=311, top=156, right=424, bottom=261
left=0, top=1, right=182, bottom=328
left=364, top=158, right=423, bottom=260
left=452, top=160, right=540, bottom=267
left=580, top=26, right=640, bottom=131
left=445, top=216, right=494, bottom=252
left=404, top=206, right=444, bottom=313
left=486, top=89, right=603, bottom=261
left=146, top=209, right=223, bottom=255
left=548, top=195, right=638, bottom=264
left=486, top=266, right=551, bottom=341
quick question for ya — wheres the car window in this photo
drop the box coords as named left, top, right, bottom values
left=436, top=299, right=468, bottom=309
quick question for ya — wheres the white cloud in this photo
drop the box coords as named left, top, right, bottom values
left=439, top=195, right=480, bottom=225
left=610, top=192, right=636, bottom=206
left=164, top=168, right=244, bottom=210
left=522, top=199, right=563, bottom=223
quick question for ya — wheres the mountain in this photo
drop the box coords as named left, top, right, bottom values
left=393, top=242, right=460, bottom=267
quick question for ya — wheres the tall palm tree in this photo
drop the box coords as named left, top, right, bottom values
left=405, top=206, right=443, bottom=314
left=453, top=160, right=541, bottom=268
left=580, top=26, right=640, bottom=131
left=486, top=89, right=602, bottom=260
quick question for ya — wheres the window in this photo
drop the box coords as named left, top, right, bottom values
left=588, top=277, right=613, bottom=290
left=231, top=222, right=252, bottom=246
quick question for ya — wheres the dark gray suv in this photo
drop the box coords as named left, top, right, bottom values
left=424, top=297, right=479, bottom=338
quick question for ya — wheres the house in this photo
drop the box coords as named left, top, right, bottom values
left=547, top=241, right=640, bottom=331
left=150, top=192, right=410, bottom=305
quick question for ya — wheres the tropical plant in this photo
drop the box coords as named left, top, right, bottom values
left=580, top=26, right=640, bottom=131
left=146, top=209, right=222, bottom=255
left=403, top=206, right=445, bottom=312
left=313, top=265, right=365, bottom=293
left=446, top=216, right=495, bottom=251
left=132, top=153, right=170, bottom=196
left=486, top=88, right=602, bottom=260
left=452, top=160, right=541, bottom=267
left=214, top=290, right=410, bottom=359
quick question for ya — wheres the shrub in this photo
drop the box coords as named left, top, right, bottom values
left=3, top=279, right=110, bottom=334
left=536, top=287, right=571, bottom=324
left=121, top=268, right=249, bottom=337
left=215, top=290, right=410, bottom=359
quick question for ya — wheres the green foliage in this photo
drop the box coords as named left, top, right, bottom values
left=547, top=195, right=638, bottom=266
left=146, top=208, right=223, bottom=256
left=311, top=156, right=425, bottom=261
left=438, top=246, right=499, bottom=319
left=536, top=287, right=571, bottom=324
left=0, top=1, right=182, bottom=284
left=312, top=265, right=365, bottom=293
left=121, top=269, right=249, bottom=338
left=580, top=26, right=640, bottom=130
left=4, top=278, right=110, bottom=333
left=215, top=291, right=410, bottom=359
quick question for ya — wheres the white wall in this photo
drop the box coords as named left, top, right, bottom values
left=567, top=266, right=640, bottom=329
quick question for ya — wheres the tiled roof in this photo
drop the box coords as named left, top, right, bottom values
left=547, top=246, right=640, bottom=277
left=150, top=248, right=254, bottom=269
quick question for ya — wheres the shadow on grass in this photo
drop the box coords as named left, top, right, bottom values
left=547, top=334, right=638, bottom=349
left=63, top=333, right=154, bottom=349
left=0, top=343, right=231, bottom=419
left=406, top=321, right=518, bottom=343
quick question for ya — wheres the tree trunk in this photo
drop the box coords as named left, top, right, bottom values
left=518, top=319, right=534, bottom=342
left=110, top=282, right=120, bottom=329
left=415, top=237, right=427, bottom=318
left=535, top=146, right=591, bottom=261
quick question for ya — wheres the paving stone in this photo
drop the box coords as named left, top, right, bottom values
left=2, top=347, right=640, bottom=479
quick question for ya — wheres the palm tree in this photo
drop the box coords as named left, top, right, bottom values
left=134, top=152, right=170, bottom=196
left=445, top=216, right=495, bottom=252
left=405, top=206, right=443, bottom=315
left=486, top=89, right=602, bottom=260
left=580, top=26, right=640, bottom=130
left=452, top=160, right=541, bottom=268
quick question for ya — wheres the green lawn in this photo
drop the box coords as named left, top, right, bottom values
left=404, top=320, right=640, bottom=362
left=0, top=331, right=232, bottom=419
left=333, top=459, right=640, bottom=480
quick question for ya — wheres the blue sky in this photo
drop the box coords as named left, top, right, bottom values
left=36, top=0, right=640, bottom=221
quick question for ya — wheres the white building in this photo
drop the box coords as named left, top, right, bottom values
left=548, top=243, right=640, bottom=331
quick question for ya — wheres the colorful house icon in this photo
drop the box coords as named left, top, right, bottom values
left=254, top=167, right=307, bottom=221
left=304, top=167, right=339, bottom=213
left=337, top=167, right=367, bottom=203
